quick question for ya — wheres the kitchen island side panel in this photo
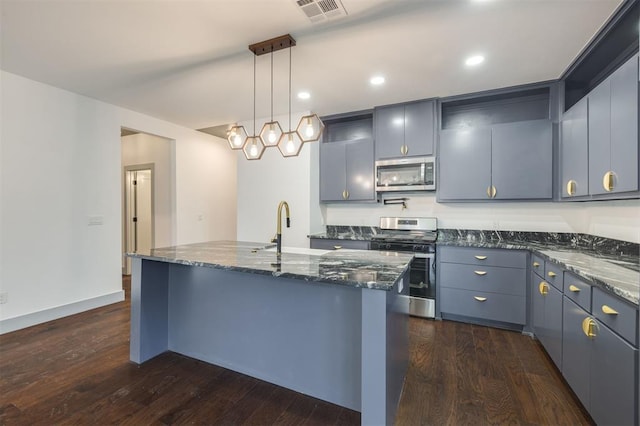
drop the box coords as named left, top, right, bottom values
left=130, top=258, right=169, bottom=364
left=165, top=262, right=363, bottom=411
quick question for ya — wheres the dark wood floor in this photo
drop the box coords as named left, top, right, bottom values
left=0, top=276, right=592, bottom=425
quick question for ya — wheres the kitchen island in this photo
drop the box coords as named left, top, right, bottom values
left=127, top=241, right=412, bottom=426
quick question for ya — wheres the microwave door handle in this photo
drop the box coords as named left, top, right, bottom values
left=421, top=163, right=426, bottom=183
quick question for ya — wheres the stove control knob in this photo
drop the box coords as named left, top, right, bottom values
left=385, top=243, right=392, bottom=250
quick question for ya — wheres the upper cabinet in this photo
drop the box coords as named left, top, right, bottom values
left=438, top=87, right=553, bottom=202
left=588, top=55, right=639, bottom=195
left=374, top=99, right=436, bottom=160
left=560, top=97, right=589, bottom=198
left=319, top=112, right=375, bottom=202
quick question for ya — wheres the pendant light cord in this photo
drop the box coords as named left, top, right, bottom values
left=253, top=54, right=256, bottom=136
left=270, top=48, right=274, bottom=122
left=288, top=45, right=292, bottom=131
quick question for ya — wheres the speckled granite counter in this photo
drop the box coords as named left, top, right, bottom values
left=129, top=240, right=412, bottom=291
left=437, top=230, right=639, bottom=306
left=308, top=225, right=378, bottom=241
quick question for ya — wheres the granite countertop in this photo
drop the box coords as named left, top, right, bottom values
left=128, top=240, right=412, bottom=291
left=308, top=225, right=378, bottom=241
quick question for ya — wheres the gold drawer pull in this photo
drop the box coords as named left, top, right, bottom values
left=568, top=285, right=581, bottom=293
left=474, top=255, right=487, bottom=260
left=566, top=179, right=577, bottom=196
left=582, top=317, right=598, bottom=338
left=474, top=270, right=487, bottom=276
left=601, top=305, right=619, bottom=315
left=547, top=271, right=557, bottom=278
left=532, top=261, right=540, bottom=267
left=474, top=296, right=487, bottom=302
left=539, top=282, right=549, bottom=296
left=486, top=185, right=496, bottom=198
left=333, top=245, right=342, bottom=250
left=602, top=171, right=615, bottom=192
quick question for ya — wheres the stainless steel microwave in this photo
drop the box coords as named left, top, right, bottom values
left=375, top=156, right=436, bottom=192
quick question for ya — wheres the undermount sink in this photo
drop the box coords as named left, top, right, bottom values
left=263, top=246, right=331, bottom=256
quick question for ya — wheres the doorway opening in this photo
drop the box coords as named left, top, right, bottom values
left=123, top=165, right=154, bottom=275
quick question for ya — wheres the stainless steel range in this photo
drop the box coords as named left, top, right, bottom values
left=370, top=217, right=437, bottom=318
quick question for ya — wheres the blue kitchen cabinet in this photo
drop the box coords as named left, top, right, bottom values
left=438, top=120, right=552, bottom=201
left=531, top=262, right=563, bottom=370
left=375, top=100, right=435, bottom=160
left=438, top=127, right=492, bottom=200
left=588, top=54, right=639, bottom=195
left=560, top=97, right=589, bottom=198
left=562, top=297, right=592, bottom=410
left=491, top=120, right=552, bottom=199
left=320, top=138, right=375, bottom=202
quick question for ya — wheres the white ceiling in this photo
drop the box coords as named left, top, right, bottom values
left=0, top=0, right=623, bottom=130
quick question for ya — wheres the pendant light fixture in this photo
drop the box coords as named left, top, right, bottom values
left=278, top=44, right=304, bottom=157
left=259, top=48, right=283, bottom=147
left=242, top=54, right=266, bottom=160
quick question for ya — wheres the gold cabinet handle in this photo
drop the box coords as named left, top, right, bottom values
left=566, top=180, right=577, bottom=196
left=547, top=271, right=557, bottom=278
left=486, top=185, right=497, bottom=199
left=333, top=245, right=342, bottom=250
left=602, top=171, right=615, bottom=192
left=474, top=255, right=487, bottom=260
left=400, top=144, right=409, bottom=155
left=539, top=282, right=549, bottom=296
left=474, top=270, right=487, bottom=276
left=601, top=305, right=619, bottom=315
left=532, top=261, right=540, bottom=267
left=568, top=285, right=581, bottom=293
left=342, top=190, right=349, bottom=200
left=582, top=317, right=598, bottom=338
left=474, top=296, right=487, bottom=302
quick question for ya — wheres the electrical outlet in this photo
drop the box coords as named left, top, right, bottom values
left=0, top=292, right=8, bottom=304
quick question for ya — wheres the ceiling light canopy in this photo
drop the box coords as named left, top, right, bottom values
left=370, top=75, right=385, bottom=85
left=465, top=55, right=485, bottom=66
left=229, top=34, right=323, bottom=160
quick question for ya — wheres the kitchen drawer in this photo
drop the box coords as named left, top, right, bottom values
left=309, top=239, right=370, bottom=250
left=439, top=263, right=526, bottom=296
left=438, top=246, right=527, bottom=268
left=440, top=287, right=526, bottom=325
left=592, top=287, right=639, bottom=346
left=531, top=253, right=544, bottom=277
left=544, top=261, right=564, bottom=291
left=563, top=271, right=592, bottom=312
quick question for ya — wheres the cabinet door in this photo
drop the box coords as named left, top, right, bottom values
left=590, top=320, right=638, bottom=426
left=374, top=105, right=404, bottom=160
left=438, top=128, right=492, bottom=200
left=320, top=142, right=347, bottom=201
left=561, top=97, right=589, bottom=197
left=404, top=100, right=435, bottom=157
left=562, top=297, right=591, bottom=411
left=532, top=273, right=546, bottom=341
left=345, top=139, right=375, bottom=201
left=544, top=284, right=563, bottom=370
left=588, top=78, right=612, bottom=195
left=491, top=120, right=553, bottom=199
left=609, top=55, right=639, bottom=193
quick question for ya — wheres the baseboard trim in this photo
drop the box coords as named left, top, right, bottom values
left=0, top=290, right=125, bottom=335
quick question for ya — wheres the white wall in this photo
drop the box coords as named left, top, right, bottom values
left=0, top=71, right=237, bottom=333
left=323, top=194, right=640, bottom=243
left=122, top=133, right=173, bottom=249
left=236, top=112, right=323, bottom=248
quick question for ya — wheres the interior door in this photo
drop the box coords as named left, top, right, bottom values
left=124, top=168, right=153, bottom=274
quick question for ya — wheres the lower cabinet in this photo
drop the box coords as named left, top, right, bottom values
left=309, top=239, right=370, bottom=250
left=531, top=266, right=563, bottom=370
left=562, top=297, right=639, bottom=426
left=438, top=246, right=527, bottom=326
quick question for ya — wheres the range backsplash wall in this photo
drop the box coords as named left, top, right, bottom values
left=322, top=194, right=640, bottom=244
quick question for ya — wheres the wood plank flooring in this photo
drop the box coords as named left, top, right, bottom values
left=0, top=276, right=592, bottom=425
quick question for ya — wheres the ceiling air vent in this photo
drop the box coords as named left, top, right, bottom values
left=295, top=0, right=347, bottom=23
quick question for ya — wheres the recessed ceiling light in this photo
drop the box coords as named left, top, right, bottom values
left=465, top=55, right=485, bottom=66
left=370, top=75, right=385, bottom=85
left=297, top=91, right=310, bottom=100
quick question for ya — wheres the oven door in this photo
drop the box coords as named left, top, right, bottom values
left=407, top=253, right=435, bottom=318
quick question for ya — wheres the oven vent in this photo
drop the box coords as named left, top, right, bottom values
left=295, top=0, right=347, bottom=23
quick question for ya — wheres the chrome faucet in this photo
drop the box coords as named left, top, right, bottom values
left=275, top=201, right=290, bottom=256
